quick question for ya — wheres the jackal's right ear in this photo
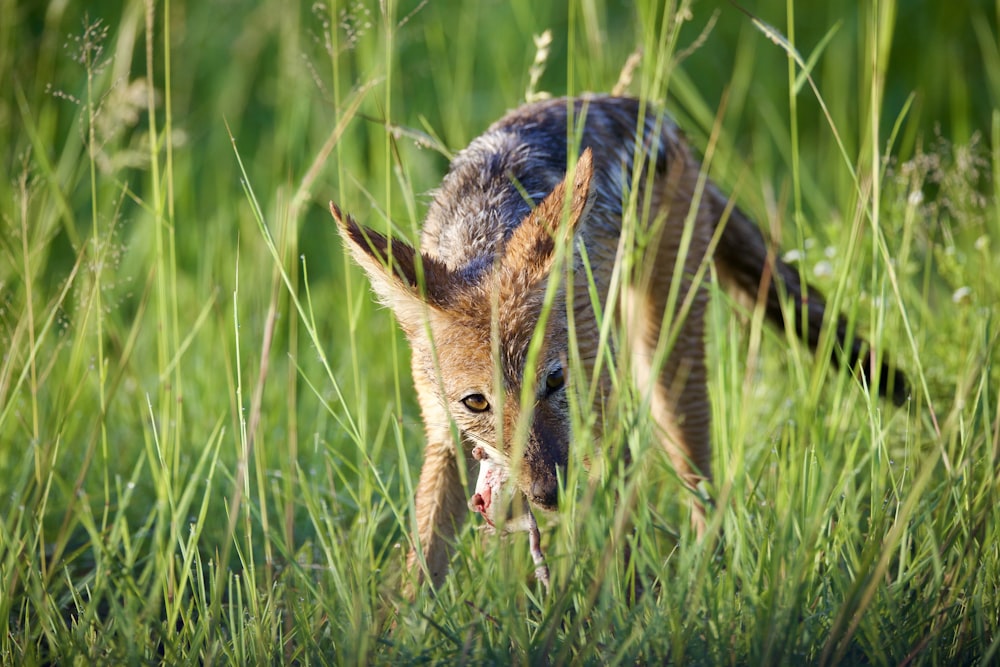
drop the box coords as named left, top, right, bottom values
left=331, top=203, right=450, bottom=333
left=502, top=148, right=594, bottom=282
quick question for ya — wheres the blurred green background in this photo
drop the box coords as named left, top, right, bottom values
left=1, top=0, right=998, bottom=661
left=6, top=0, right=996, bottom=230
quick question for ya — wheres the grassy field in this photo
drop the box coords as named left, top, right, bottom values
left=2, top=0, right=999, bottom=663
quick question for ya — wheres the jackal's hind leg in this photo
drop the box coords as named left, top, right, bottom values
left=626, top=285, right=714, bottom=538
left=651, top=345, right=713, bottom=537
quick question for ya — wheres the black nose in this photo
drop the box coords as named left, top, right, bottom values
left=530, top=477, right=559, bottom=510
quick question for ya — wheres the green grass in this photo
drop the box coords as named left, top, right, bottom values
left=2, top=0, right=999, bottom=663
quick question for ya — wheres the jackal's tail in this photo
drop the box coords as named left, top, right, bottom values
left=710, top=186, right=909, bottom=406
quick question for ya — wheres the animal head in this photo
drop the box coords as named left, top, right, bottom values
left=333, top=149, right=595, bottom=511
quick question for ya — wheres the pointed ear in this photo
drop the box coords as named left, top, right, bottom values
left=502, top=147, right=594, bottom=279
left=331, top=202, right=450, bottom=333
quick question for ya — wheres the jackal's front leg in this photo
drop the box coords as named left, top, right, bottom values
left=406, top=426, right=470, bottom=592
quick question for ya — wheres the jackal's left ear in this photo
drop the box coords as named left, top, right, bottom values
left=503, top=147, right=594, bottom=278
left=331, top=203, right=451, bottom=333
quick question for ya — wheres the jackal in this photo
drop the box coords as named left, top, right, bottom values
left=332, top=95, right=907, bottom=591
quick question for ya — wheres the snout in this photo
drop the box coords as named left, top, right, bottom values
left=504, top=403, right=570, bottom=511
left=528, top=474, right=560, bottom=510
left=523, top=442, right=565, bottom=510
left=521, top=412, right=569, bottom=511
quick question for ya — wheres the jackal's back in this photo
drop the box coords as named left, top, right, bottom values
left=421, top=96, right=679, bottom=274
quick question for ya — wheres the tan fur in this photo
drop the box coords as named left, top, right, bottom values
left=332, top=95, right=906, bottom=591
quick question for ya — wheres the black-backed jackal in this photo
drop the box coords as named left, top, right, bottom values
left=333, top=95, right=907, bottom=591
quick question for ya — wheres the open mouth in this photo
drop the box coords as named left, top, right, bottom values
left=469, top=445, right=509, bottom=529
left=468, top=445, right=550, bottom=590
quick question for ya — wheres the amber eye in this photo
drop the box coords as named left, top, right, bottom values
left=461, top=394, right=490, bottom=413
left=545, top=367, right=565, bottom=394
